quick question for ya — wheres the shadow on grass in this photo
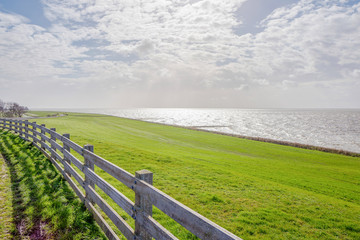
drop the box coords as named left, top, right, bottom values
left=0, top=131, right=105, bottom=240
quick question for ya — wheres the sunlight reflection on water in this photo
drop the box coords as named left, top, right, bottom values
left=68, top=108, right=360, bottom=153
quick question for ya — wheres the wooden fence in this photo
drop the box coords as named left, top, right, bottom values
left=0, top=118, right=242, bottom=240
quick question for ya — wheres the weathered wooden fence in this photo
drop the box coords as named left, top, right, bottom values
left=0, top=118, right=242, bottom=240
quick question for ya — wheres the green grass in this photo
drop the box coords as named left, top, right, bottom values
left=25, top=111, right=67, bottom=118
left=5, top=111, right=360, bottom=239
left=0, top=130, right=106, bottom=239
left=0, top=152, right=13, bottom=239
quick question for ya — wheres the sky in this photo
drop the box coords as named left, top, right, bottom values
left=0, top=0, right=359, bottom=109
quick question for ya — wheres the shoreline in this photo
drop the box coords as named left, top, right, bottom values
left=8, top=112, right=360, bottom=157
left=96, top=114, right=360, bottom=158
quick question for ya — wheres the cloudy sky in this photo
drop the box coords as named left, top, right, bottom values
left=0, top=0, right=359, bottom=109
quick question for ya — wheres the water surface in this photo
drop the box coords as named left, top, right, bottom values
left=54, top=108, right=360, bottom=153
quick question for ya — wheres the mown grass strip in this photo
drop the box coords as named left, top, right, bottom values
left=0, top=130, right=106, bottom=240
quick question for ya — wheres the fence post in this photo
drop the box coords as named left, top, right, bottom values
left=18, top=121, right=21, bottom=135
left=21, top=121, right=25, bottom=138
left=135, top=169, right=153, bottom=240
left=32, top=122, right=37, bottom=139
left=41, top=124, right=46, bottom=150
left=19, top=120, right=24, bottom=138
left=50, top=128, right=56, bottom=159
left=63, top=133, right=71, bottom=176
left=15, top=120, right=18, bottom=133
left=24, top=120, right=29, bottom=140
left=84, top=144, right=95, bottom=204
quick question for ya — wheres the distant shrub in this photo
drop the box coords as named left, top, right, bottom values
left=0, top=99, right=28, bottom=118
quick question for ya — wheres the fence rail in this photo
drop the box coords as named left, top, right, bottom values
left=0, top=118, right=242, bottom=240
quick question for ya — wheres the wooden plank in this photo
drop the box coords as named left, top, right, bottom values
left=64, top=170, right=86, bottom=202
left=38, top=145, right=64, bottom=173
left=49, top=147, right=65, bottom=166
left=14, top=124, right=25, bottom=131
left=62, top=160, right=85, bottom=188
left=19, top=136, right=27, bottom=141
left=33, top=139, right=118, bottom=240
left=32, top=136, right=41, bottom=145
left=83, top=150, right=135, bottom=189
left=7, top=123, right=16, bottom=129
left=29, top=121, right=37, bottom=127
left=135, top=180, right=243, bottom=240
left=42, top=141, right=52, bottom=153
left=62, top=137, right=83, bottom=155
left=63, top=150, right=84, bottom=171
left=49, top=128, right=63, bottom=141
left=32, top=122, right=38, bottom=137
left=39, top=131, right=51, bottom=143
left=85, top=185, right=135, bottom=240
left=48, top=138, right=63, bottom=153
left=3, top=119, right=242, bottom=240
left=24, top=126, right=32, bottom=133
left=38, top=124, right=51, bottom=134
left=83, top=166, right=134, bottom=217
left=24, top=131, right=37, bottom=141
left=37, top=144, right=86, bottom=202
left=136, top=214, right=179, bottom=240
left=23, top=132, right=32, bottom=139
left=85, top=200, right=121, bottom=240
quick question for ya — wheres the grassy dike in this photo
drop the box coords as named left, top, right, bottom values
left=0, top=130, right=106, bottom=239
left=4, top=111, right=360, bottom=239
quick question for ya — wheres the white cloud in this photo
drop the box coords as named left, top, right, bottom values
left=1, top=0, right=359, bottom=108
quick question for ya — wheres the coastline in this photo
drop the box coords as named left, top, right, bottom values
left=86, top=113, right=360, bottom=158
left=11, top=111, right=360, bottom=157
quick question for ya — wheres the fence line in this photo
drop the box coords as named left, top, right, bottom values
left=0, top=118, right=242, bottom=240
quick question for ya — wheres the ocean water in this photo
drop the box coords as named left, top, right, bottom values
left=66, top=108, right=360, bottom=153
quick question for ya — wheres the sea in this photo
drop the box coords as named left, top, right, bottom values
left=46, top=108, right=360, bottom=154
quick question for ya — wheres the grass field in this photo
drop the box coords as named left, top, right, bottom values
left=0, top=151, right=12, bottom=239
left=3, top=111, right=360, bottom=239
left=0, top=130, right=106, bottom=239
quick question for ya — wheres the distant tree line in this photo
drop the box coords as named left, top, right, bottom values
left=0, top=99, right=29, bottom=117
